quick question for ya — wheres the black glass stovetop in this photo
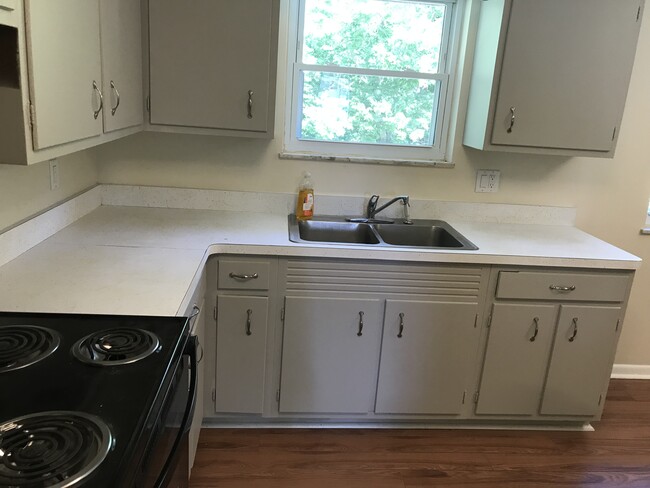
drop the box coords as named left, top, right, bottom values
left=0, top=312, right=190, bottom=488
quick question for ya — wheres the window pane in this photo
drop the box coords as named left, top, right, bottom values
left=302, top=0, right=447, bottom=74
left=298, top=71, right=439, bottom=146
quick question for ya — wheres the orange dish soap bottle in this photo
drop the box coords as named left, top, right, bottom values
left=296, top=172, right=315, bottom=221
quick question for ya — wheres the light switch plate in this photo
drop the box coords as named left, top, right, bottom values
left=475, top=170, right=500, bottom=193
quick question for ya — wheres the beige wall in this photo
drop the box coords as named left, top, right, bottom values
left=0, top=151, right=98, bottom=233
left=91, top=3, right=650, bottom=364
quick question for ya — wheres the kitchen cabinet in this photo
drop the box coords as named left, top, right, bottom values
left=212, top=257, right=278, bottom=416
left=375, top=300, right=480, bottom=415
left=542, top=306, right=621, bottom=416
left=215, top=295, right=269, bottom=414
left=25, top=0, right=103, bottom=150
left=147, top=0, right=280, bottom=138
left=476, top=303, right=558, bottom=416
left=204, top=256, right=632, bottom=426
left=464, top=0, right=644, bottom=158
left=279, top=296, right=383, bottom=414
left=0, top=0, right=143, bottom=165
left=476, top=269, right=631, bottom=419
left=99, top=0, right=144, bottom=133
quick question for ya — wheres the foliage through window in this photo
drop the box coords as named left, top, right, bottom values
left=285, top=0, right=459, bottom=163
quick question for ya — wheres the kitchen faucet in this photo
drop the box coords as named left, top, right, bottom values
left=367, top=195, right=413, bottom=224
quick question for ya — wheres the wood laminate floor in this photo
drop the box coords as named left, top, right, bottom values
left=190, top=379, right=650, bottom=487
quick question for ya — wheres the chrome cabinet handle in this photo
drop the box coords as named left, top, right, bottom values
left=110, top=80, right=120, bottom=116
left=549, top=285, right=576, bottom=292
left=507, top=106, right=515, bottom=133
left=229, top=272, right=259, bottom=281
left=247, top=90, right=254, bottom=119
left=93, top=81, right=104, bottom=119
left=397, top=313, right=404, bottom=338
left=529, top=317, right=539, bottom=342
left=245, top=309, right=253, bottom=336
left=357, top=311, right=364, bottom=337
left=569, top=317, right=578, bottom=342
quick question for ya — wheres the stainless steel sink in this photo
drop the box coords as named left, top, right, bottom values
left=288, top=215, right=478, bottom=250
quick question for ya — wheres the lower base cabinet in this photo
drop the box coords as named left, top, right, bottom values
left=206, top=257, right=633, bottom=426
left=215, top=295, right=269, bottom=414
left=279, top=296, right=383, bottom=414
left=476, top=303, right=559, bottom=416
left=375, top=300, right=480, bottom=415
left=541, top=305, right=621, bottom=416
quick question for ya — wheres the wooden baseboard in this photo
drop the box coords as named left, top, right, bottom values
left=612, top=364, right=650, bottom=379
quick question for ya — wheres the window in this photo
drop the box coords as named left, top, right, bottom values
left=283, top=0, right=460, bottom=165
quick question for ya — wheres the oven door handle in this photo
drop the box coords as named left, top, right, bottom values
left=154, top=335, right=198, bottom=488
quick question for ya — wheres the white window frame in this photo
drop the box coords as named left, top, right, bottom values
left=282, top=0, right=463, bottom=165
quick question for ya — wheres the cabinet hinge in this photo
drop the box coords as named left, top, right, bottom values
left=28, top=104, right=36, bottom=128
left=146, top=95, right=150, bottom=112
left=212, top=388, right=216, bottom=402
left=473, top=391, right=480, bottom=404
left=462, top=391, right=467, bottom=404
left=612, top=126, right=617, bottom=141
left=276, top=390, right=280, bottom=403
left=637, top=6, right=641, bottom=21
left=486, top=314, right=492, bottom=328
left=280, top=307, right=285, bottom=322
left=598, top=394, right=603, bottom=406
left=616, top=319, right=621, bottom=332
left=474, top=314, right=478, bottom=328
left=213, top=305, right=217, bottom=321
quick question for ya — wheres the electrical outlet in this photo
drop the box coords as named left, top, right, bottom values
left=475, top=170, right=500, bottom=193
left=49, top=159, right=60, bottom=191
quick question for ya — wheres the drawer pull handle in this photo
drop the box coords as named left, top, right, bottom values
left=529, top=317, right=539, bottom=342
left=569, top=317, right=578, bottom=342
left=229, top=272, right=259, bottom=281
left=357, top=311, right=364, bottom=337
left=398, top=313, right=405, bottom=338
left=245, top=309, right=253, bottom=336
left=549, top=285, right=576, bottom=292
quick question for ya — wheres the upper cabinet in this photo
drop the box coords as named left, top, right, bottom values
left=147, top=0, right=280, bottom=138
left=99, top=0, right=144, bottom=133
left=25, top=0, right=103, bottom=150
left=0, top=0, right=143, bottom=165
left=463, top=0, right=644, bottom=158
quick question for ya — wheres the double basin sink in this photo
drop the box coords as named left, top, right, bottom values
left=288, top=215, right=478, bottom=250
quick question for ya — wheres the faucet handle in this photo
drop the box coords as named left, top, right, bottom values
left=367, top=195, right=380, bottom=218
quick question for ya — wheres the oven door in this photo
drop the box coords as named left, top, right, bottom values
left=137, top=336, right=198, bottom=488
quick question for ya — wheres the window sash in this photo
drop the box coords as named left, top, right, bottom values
left=285, top=0, right=459, bottom=163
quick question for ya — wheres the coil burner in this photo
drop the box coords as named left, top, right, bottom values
left=72, top=328, right=160, bottom=366
left=0, top=411, right=112, bottom=488
left=0, top=326, right=60, bottom=373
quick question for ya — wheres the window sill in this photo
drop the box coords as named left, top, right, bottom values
left=278, top=151, right=455, bottom=168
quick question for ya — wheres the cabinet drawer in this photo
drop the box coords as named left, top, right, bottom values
left=496, top=271, right=630, bottom=302
left=218, top=259, right=271, bottom=290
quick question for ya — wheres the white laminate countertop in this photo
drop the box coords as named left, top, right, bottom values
left=0, top=206, right=640, bottom=317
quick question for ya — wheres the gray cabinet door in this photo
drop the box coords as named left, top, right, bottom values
left=25, top=0, right=103, bottom=149
left=476, top=303, right=558, bottom=415
left=491, top=0, right=642, bottom=151
left=215, top=295, right=269, bottom=414
left=375, top=301, right=480, bottom=415
left=280, top=297, right=383, bottom=414
left=541, top=305, right=620, bottom=416
left=149, top=0, right=275, bottom=132
left=99, top=0, right=144, bottom=132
